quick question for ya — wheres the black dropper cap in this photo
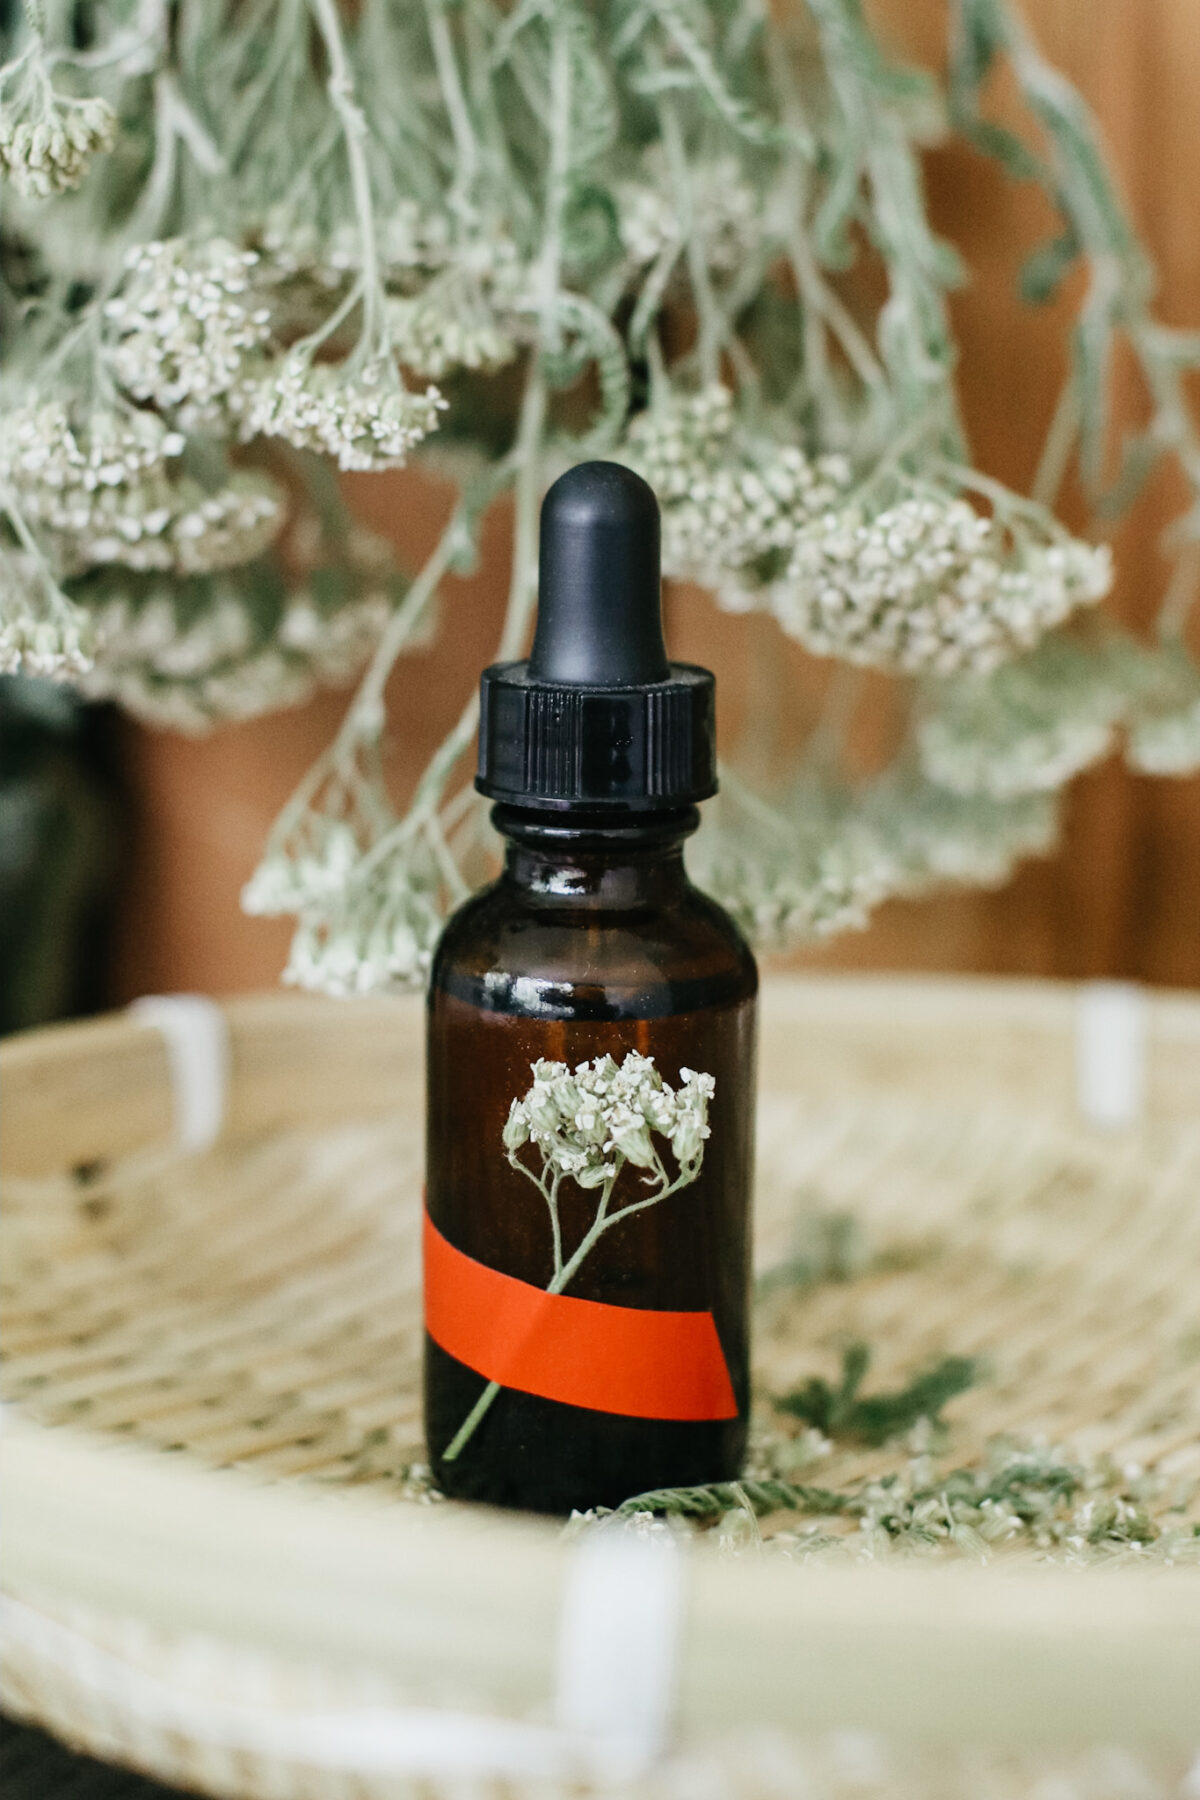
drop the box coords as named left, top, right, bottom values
left=476, top=462, right=716, bottom=813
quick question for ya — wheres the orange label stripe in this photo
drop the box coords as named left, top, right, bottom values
left=423, top=1210, right=738, bottom=1421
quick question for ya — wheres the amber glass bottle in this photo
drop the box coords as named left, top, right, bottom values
left=424, top=463, right=757, bottom=1514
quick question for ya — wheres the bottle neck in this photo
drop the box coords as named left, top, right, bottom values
left=493, top=804, right=698, bottom=909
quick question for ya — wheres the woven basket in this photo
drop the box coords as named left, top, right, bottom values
left=3, top=974, right=1200, bottom=1800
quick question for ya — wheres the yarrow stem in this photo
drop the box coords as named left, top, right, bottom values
left=307, top=0, right=385, bottom=354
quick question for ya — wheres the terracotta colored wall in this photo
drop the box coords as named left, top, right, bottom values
left=112, top=0, right=1200, bottom=1001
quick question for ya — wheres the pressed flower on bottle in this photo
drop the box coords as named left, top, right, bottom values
left=442, top=1052, right=716, bottom=1465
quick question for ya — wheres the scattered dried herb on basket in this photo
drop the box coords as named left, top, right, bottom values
left=614, top=1478, right=848, bottom=1525
left=598, top=1438, right=1200, bottom=1563
left=774, top=1342, right=979, bottom=1445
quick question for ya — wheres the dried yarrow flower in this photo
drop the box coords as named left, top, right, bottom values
left=1126, top=650, right=1200, bottom=776
left=504, top=1051, right=714, bottom=1188
left=1, top=397, right=181, bottom=492
left=697, top=779, right=1058, bottom=952
left=78, top=649, right=313, bottom=733
left=441, top=1049, right=715, bottom=1459
left=878, top=778, right=1059, bottom=891
left=773, top=495, right=1113, bottom=676
left=617, top=153, right=761, bottom=274
left=259, top=198, right=454, bottom=291
left=691, top=804, right=892, bottom=949
left=386, top=292, right=519, bottom=380
left=74, top=565, right=391, bottom=732
left=917, top=635, right=1130, bottom=799
left=690, top=766, right=1059, bottom=955
left=612, top=1411, right=1196, bottom=1563
left=279, top=868, right=444, bottom=994
left=240, top=353, right=447, bottom=471
left=103, top=238, right=274, bottom=426
left=247, top=801, right=452, bottom=994
left=41, top=466, right=284, bottom=577
left=0, top=83, right=115, bottom=198
left=622, top=384, right=851, bottom=606
left=624, top=387, right=1111, bottom=673
left=383, top=223, right=526, bottom=379
left=0, top=399, right=284, bottom=576
left=0, top=548, right=94, bottom=679
left=242, top=817, right=365, bottom=918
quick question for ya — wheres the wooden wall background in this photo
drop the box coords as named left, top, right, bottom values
left=112, top=0, right=1200, bottom=1002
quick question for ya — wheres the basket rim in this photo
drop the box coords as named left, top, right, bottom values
left=4, top=1409, right=1200, bottom=1747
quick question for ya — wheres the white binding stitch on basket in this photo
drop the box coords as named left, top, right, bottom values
left=0, top=1584, right=682, bottom=1785
left=1075, top=982, right=1146, bottom=1131
left=555, top=1528, right=686, bottom=1777
left=129, top=995, right=230, bottom=1154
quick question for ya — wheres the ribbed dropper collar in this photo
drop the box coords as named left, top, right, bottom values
left=476, top=461, right=716, bottom=814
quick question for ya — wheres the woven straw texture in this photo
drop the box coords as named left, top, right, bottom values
left=2, top=975, right=1199, bottom=1799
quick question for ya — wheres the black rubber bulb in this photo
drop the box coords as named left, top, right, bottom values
left=529, top=461, right=670, bottom=687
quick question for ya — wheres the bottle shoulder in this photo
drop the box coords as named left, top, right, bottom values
left=430, top=875, right=757, bottom=1020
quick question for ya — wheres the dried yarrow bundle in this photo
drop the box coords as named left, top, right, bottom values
left=1, top=0, right=1197, bottom=973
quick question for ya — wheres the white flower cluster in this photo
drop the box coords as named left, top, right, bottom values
left=96, top=225, right=505, bottom=444
left=246, top=807, right=446, bottom=993
left=0, top=549, right=93, bottom=679
left=621, top=385, right=851, bottom=605
left=917, top=636, right=1127, bottom=799
left=279, top=867, right=443, bottom=994
left=881, top=781, right=1059, bottom=892
left=0, top=91, right=115, bottom=197
left=503, top=1052, right=714, bottom=1189
left=0, top=400, right=285, bottom=576
left=1129, top=695, right=1200, bottom=775
left=618, top=154, right=760, bottom=274
left=692, top=806, right=891, bottom=949
left=386, top=290, right=518, bottom=380
left=258, top=197, right=453, bottom=290
left=0, top=605, right=93, bottom=679
left=76, top=573, right=391, bottom=732
left=776, top=498, right=1114, bottom=677
left=385, top=227, right=526, bottom=379
left=240, top=354, right=446, bottom=472
left=3, top=397, right=177, bottom=491
left=695, top=775, right=1059, bottom=954
left=243, top=817, right=364, bottom=918
left=622, top=388, right=1112, bottom=674
left=103, top=239, right=273, bottom=427
left=1127, top=653, right=1200, bottom=776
